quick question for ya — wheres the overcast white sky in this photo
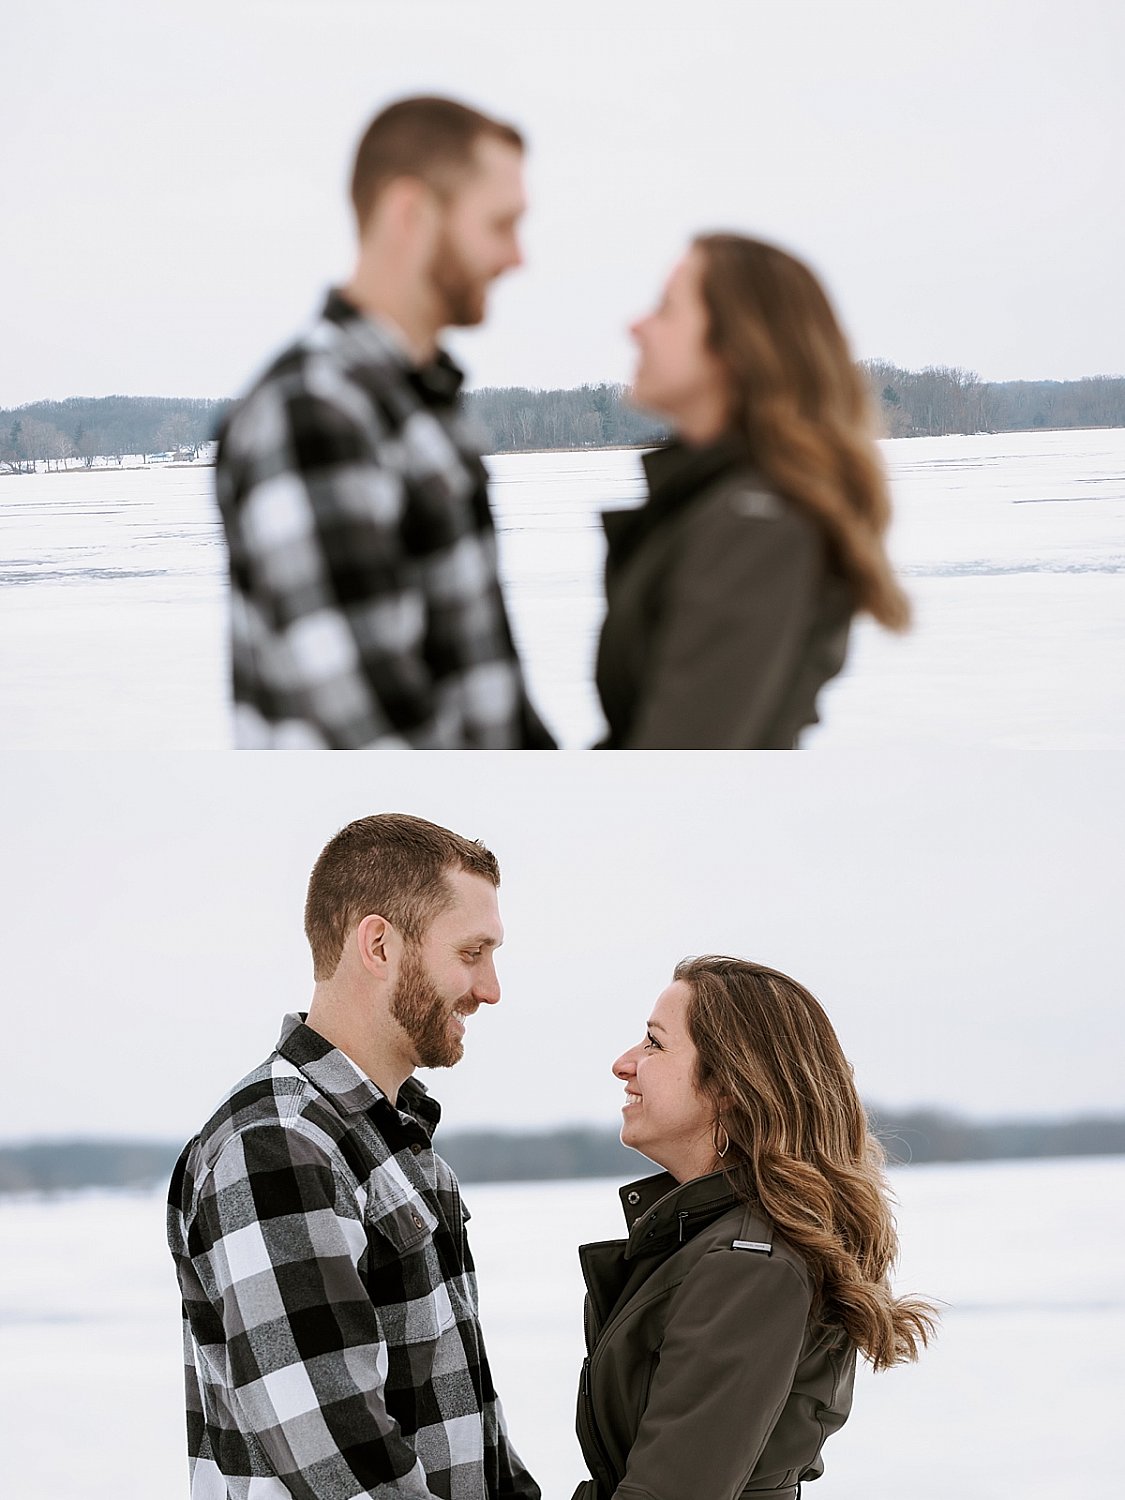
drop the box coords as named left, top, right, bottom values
left=4, top=0, right=1123, bottom=409
left=1, top=752, right=1120, bottom=1145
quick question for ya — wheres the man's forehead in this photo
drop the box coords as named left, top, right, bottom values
left=471, top=136, right=523, bottom=171
left=461, top=139, right=524, bottom=194
left=438, top=869, right=504, bottom=937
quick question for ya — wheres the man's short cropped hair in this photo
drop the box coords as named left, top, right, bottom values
left=304, top=813, right=501, bottom=981
left=350, top=95, right=525, bottom=228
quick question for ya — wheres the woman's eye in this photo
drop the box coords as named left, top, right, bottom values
left=644, top=1032, right=661, bottom=1050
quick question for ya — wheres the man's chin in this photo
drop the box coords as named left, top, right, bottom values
left=448, top=304, right=487, bottom=329
left=440, top=283, right=490, bottom=328
left=417, top=1039, right=464, bottom=1070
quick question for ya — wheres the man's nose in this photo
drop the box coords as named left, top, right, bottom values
left=472, top=956, right=501, bottom=1005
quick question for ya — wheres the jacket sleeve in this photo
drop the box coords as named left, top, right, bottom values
left=624, top=488, right=825, bottom=749
left=612, top=1245, right=812, bottom=1500
left=219, top=386, right=448, bottom=748
left=187, top=1121, right=442, bottom=1500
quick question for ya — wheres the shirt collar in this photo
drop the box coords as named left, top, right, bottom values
left=275, top=1012, right=441, bottom=1140
left=321, top=288, right=466, bottom=405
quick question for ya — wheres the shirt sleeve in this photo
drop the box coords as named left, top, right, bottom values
left=624, top=488, right=825, bottom=749
left=612, top=1245, right=812, bottom=1500
left=188, top=1121, right=441, bottom=1500
left=221, top=385, right=446, bottom=748
left=492, top=1401, right=543, bottom=1500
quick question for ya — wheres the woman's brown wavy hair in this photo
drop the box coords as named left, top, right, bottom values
left=693, top=234, right=910, bottom=630
left=675, top=954, right=936, bottom=1370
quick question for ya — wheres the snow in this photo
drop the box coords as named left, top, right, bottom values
left=1, top=428, right=1122, bottom=748
left=1, top=1156, right=1122, bottom=1498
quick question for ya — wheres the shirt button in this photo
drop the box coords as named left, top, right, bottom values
left=411, top=1211, right=425, bottom=1229
left=411, top=1143, right=424, bottom=1155
left=627, top=1191, right=641, bottom=1205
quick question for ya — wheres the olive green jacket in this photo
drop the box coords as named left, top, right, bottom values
left=573, top=1171, right=855, bottom=1500
left=595, top=441, right=853, bottom=749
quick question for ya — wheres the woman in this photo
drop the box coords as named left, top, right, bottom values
left=596, top=236, right=909, bottom=748
left=574, top=957, right=935, bottom=1500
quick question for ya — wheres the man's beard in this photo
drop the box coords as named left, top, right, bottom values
left=430, top=229, right=487, bottom=328
left=389, top=942, right=464, bottom=1069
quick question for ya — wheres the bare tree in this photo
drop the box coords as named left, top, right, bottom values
left=17, top=417, right=74, bottom=471
left=75, top=429, right=104, bottom=468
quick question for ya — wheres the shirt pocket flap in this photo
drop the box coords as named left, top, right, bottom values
left=372, top=1194, right=440, bottom=1254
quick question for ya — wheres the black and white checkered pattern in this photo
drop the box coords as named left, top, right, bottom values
left=167, top=1014, right=540, bottom=1500
left=215, top=290, right=554, bottom=749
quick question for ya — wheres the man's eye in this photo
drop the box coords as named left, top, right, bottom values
left=464, top=949, right=483, bottom=961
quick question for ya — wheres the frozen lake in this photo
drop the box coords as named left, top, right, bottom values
left=1, top=428, right=1123, bottom=748
left=0, top=1155, right=1121, bottom=1499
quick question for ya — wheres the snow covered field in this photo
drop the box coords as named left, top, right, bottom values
left=1, top=428, right=1122, bottom=748
left=0, top=1155, right=1121, bottom=1499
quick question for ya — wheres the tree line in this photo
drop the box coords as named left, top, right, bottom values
left=0, top=386, right=660, bottom=473
left=465, top=383, right=665, bottom=451
left=0, top=395, right=222, bottom=473
left=862, top=363, right=1125, bottom=438
left=3, top=1109, right=1123, bottom=1193
left=3, top=370, right=1124, bottom=473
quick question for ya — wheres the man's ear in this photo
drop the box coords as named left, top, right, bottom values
left=355, top=913, right=396, bottom=975
left=379, top=175, right=440, bottom=244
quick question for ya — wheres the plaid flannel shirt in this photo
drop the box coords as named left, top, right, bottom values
left=167, top=1014, right=540, bottom=1500
left=215, top=290, right=553, bottom=749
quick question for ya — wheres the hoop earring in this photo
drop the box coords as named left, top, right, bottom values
left=714, top=1119, right=730, bottom=1158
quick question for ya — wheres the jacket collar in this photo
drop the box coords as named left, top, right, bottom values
left=619, top=1169, right=738, bottom=1259
left=603, top=436, right=754, bottom=570
left=275, top=1011, right=441, bottom=1141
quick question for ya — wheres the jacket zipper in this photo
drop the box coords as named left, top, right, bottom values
left=578, top=1356, right=618, bottom=1495
left=579, top=1202, right=728, bottom=1489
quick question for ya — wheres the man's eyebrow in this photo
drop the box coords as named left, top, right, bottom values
left=464, top=934, right=502, bottom=949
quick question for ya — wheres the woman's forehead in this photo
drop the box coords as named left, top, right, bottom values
left=651, top=978, right=692, bottom=1024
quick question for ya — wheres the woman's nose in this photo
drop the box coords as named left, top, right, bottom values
left=613, top=1048, right=637, bottom=1080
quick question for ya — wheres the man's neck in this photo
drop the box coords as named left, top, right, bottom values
left=341, top=271, right=440, bottom=365
left=305, top=993, right=414, bottom=1105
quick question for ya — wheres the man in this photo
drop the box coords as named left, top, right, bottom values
left=167, top=813, right=540, bottom=1500
left=216, top=97, right=554, bottom=748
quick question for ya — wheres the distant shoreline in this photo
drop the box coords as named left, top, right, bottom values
left=4, top=374, right=1125, bottom=473
left=3, top=1111, right=1124, bottom=1196
left=3, top=424, right=1124, bottom=480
